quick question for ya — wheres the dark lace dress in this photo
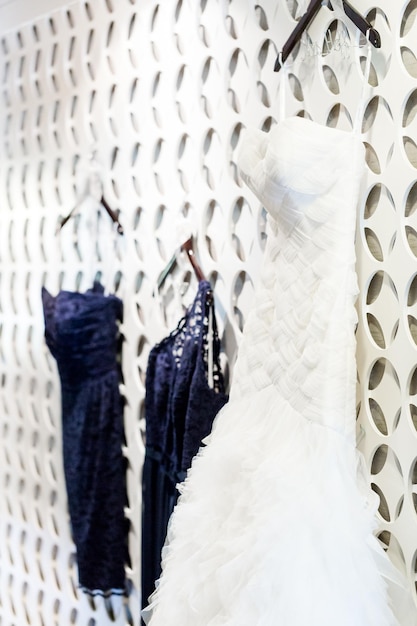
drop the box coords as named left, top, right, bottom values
left=141, top=280, right=228, bottom=611
left=42, top=281, right=129, bottom=596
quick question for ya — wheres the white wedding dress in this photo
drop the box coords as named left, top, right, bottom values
left=143, top=117, right=416, bottom=625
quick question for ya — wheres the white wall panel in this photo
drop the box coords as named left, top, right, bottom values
left=0, top=1, right=415, bottom=625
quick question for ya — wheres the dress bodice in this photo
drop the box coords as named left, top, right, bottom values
left=42, top=281, right=123, bottom=386
left=145, top=279, right=227, bottom=477
left=235, top=117, right=365, bottom=440
left=238, top=116, right=364, bottom=232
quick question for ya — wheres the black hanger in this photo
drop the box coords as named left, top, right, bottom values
left=274, top=0, right=381, bottom=72
left=57, top=193, right=124, bottom=235
left=340, top=0, right=380, bottom=47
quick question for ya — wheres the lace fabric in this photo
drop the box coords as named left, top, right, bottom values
left=42, top=281, right=129, bottom=596
left=141, top=280, right=228, bottom=613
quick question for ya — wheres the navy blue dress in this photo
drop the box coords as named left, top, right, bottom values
left=141, top=280, right=228, bottom=611
left=42, top=282, right=129, bottom=596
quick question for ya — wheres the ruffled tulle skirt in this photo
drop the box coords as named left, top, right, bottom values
left=142, top=385, right=415, bottom=625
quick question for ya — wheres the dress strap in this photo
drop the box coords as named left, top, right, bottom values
left=353, top=33, right=372, bottom=134
left=278, top=18, right=372, bottom=134
left=278, top=52, right=288, bottom=122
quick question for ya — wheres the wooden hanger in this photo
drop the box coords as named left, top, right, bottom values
left=157, top=236, right=206, bottom=290
left=274, top=0, right=381, bottom=72
left=98, top=195, right=124, bottom=235
left=181, top=237, right=205, bottom=283
left=58, top=194, right=124, bottom=235
left=57, top=163, right=124, bottom=235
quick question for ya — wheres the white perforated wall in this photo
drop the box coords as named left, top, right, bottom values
left=0, top=1, right=416, bottom=625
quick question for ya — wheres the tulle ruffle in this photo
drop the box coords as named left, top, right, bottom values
left=143, top=386, right=414, bottom=625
